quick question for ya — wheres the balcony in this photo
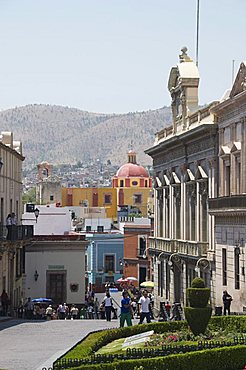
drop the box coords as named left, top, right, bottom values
left=0, top=225, right=34, bottom=242
left=209, top=195, right=246, bottom=215
left=149, top=237, right=208, bottom=258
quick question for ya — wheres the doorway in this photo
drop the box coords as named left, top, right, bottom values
left=46, top=271, right=66, bottom=304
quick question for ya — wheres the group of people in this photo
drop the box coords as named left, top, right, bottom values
left=120, top=289, right=153, bottom=327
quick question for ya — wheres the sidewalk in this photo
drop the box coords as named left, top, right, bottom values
left=0, top=315, right=13, bottom=323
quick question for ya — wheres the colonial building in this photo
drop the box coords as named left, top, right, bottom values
left=0, top=131, right=34, bottom=314
left=121, top=218, right=152, bottom=285
left=209, top=62, right=246, bottom=312
left=25, top=235, right=88, bottom=305
left=146, top=47, right=218, bottom=307
left=86, top=233, right=124, bottom=292
left=36, top=161, right=62, bottom=205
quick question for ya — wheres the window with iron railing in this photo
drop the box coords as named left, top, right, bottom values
left=104, top=255, right=115, bottom=273
left=222, top=248, right=227, bottom=286
left=235, top=249, right=240, bottom=290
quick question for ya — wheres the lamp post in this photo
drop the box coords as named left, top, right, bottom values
left=0, top=158, right=3, bottom=171
left=194, top=258, right=210, bottom=277
left=34, top=208, right=40, bottom=223
left=34, top=270, right=39, bottom=281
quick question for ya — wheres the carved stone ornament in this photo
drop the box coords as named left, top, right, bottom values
left=179, top=46, right=193, bottom=63
left=70, top=283, right=79, bottom=292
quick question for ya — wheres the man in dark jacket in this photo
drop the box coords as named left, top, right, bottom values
left=222, top=290, right=232, bottom=315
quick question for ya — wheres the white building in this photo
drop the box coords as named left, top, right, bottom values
left=24, top=235, right=88, bottom=305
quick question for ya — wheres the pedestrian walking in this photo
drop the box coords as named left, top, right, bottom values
left=70, top=305, right=79, bottom=320
left=138, top=290, right=151, bottom=324
left=103, top=292, right=113, bottom=322
left=24, top=297, right=34, bottom=319
left=57, top=303, right=67, bottom=319
left=223, top=290, right=232, bottom=315
left=1, top=289, right=9, bottom=316
left=120, top=291, right=132, bottom=327
left=46, top=305, right=53, bottom=320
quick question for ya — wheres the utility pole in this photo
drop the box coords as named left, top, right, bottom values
left=196, top=0, right=200, bottom=67
left=232, top=59, right=235, bottom=85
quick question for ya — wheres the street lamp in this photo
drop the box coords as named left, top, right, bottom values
left=34, top=208, right=40, bottom=223
left=34, top=270, right=39, bottom=281
left=194, top=258, right=210, bottom=275
left=0, top=158, right=3, bottom=171
left=168, top=253, right=181, bottom=267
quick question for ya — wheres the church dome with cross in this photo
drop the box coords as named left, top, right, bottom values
left=112, top=150, right=151, bottom=188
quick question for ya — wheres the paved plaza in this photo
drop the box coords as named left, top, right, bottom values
left=0, top=318, right=118, bottom=370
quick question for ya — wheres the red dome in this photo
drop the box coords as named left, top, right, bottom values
left=116, top=163, right=149, bottom=178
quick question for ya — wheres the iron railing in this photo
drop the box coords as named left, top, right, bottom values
left=209, top=195, right=246, bottom=210
left=0, top=225, right=34, bottom=242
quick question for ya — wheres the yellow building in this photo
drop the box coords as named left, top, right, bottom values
left=62, top=151, right=152, bottom=220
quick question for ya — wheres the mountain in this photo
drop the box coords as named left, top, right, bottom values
left=0, top=104, right=172, bottom=169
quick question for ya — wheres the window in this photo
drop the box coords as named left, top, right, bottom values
left=104, top=255, right=115, bottom=273
left=104, top=194, right=112, bottom=204
left=120, top=180, right=124, bottom=187
left=139, top=236, right=146, bottom=255
left=224, top=127, right=230, bottom=144
left=132, top=181, right=138, bottom=186
left=86, top=225, right=91, bottom=232
left=225, top=165, right=231, bottom=196
left=50, top=195, right=54, bottom=201
left=235, top=249, right=240, bottom=290
left=134, top=194, right=142, bottom=204
left=222, top=248, right=227, bottom=286
left=97, top=226, right=104, bottom=232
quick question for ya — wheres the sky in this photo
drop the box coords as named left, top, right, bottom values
left=0, top=0, right=245, bottom=114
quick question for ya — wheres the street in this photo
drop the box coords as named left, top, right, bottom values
left=0, top=319, right=118, bottom=370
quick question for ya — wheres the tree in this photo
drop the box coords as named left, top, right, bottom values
left=22, top=187, right=36, bottom=204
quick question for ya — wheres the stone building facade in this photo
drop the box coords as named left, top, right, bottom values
left=209, top=62, right=246, bottom=312
left=0, top=131, right=31, bottom=313
left=146, top=48, right=218, bottom=307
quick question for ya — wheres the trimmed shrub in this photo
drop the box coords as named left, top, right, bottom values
left=184, top=306, right=212, bottom=335
left=191, top=277, right=205, bottom=288
left=186, top=288, right=210, bottom=308
left=185, top=277, right=211, bottom=335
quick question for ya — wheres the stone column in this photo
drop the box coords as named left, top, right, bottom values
left=241, top=117, right=246, bottom=193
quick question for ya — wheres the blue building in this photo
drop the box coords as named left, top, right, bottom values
left=86, top=233, right=124, bottom=292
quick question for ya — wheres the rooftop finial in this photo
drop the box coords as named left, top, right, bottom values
left=179, top=46, right=193, bottom=63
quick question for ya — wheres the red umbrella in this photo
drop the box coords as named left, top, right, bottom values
left=116, top=278, right=128, bottom=283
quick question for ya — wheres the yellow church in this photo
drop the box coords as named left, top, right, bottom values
left=61, top=151, right=152, bottom=221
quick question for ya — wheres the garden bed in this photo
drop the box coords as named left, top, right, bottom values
left=53, top=316, right=246, bottom=370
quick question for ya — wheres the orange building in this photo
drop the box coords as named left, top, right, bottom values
left=123, top=221, right=152, bottom=284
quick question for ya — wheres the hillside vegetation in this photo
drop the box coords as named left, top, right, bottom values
left=0, top=104, right=172, bottom=168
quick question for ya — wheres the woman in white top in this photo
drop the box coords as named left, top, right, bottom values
left=103, top=292, right=113, bottom=322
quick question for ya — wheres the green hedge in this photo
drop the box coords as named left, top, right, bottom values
left=185, top=306, right=212, bottom=335
left=186, top=288, right=210, bottom=308
left=67, top=345, right=246, bottom=370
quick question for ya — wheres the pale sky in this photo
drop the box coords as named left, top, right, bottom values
left=0, top=0, right=245, bottom=113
